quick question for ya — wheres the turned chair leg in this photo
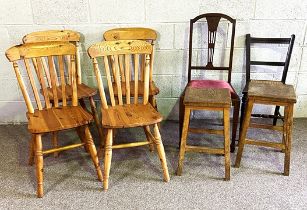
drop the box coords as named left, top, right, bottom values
left=231, top=99, right=240, bottom=153
left=235, top=99, right=254, bottom=168
left=34, top=134, right=44, bottom=198
left=144, top=126, right=154, bottom=152
left=89, top=96, right=104, bottom=145
left=223, top=108, right=231, bottom=181
left=153, top=124, right=170, bottom=182
left=29, top=135, right=35, bottom=166
left=76, top=127, right=89, bottom=153
left=84, top=126, right=103, bottom=182
left=284, top=104, right=294, bottom=176
left=52, top=132, right=59, bottom=157
left=177, top=107, right=191, bottom=176
left=104, top=129, right=113, bottom=191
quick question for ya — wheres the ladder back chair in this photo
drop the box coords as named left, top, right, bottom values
left=5, top=42, right=103, bottom=198
left=103, top=28, right=159, bottom=110
left=180, top=13, right=240, bottom=152
left=22, top=30, right=104, bottom=155
left=87, top=40, right=170, bottom=191
left=240, top=34, right=295, bottom=129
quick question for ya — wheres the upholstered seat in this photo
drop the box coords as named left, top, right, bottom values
left=188, top=80, right=236, bottom=98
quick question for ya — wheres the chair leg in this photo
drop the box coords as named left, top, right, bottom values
left=52, top=132, right=59, bottom=157
left=223, top=108, right=231, bottom=181
left=273, top=106, right=281, bottom=126
left=89, top=96, right=104, bottom=145
left=83, top=126, right=103, bottom=182
left=178, top=94, right=185, bottom=149
left=34, top=134, right=44, bottom=198
left=235, top=99, right=254, bottom=168
left=153, top=124, right=170, bottom=182
left=79, top=98, right=89, bottom=112
left=284, top=104, right=294, bottom=176
left=104, top=129, right=113, bottom=191
left=76, top=127, right=89, bottom=153
left=144, top=126, right=154, bottom=152
left=28, top=135, right=35, bottom=166
left=177, top=107, right=191, bottom=176
left=240, top=93, right=247, bottom=133
left=231, top=98, right=240, bottom=153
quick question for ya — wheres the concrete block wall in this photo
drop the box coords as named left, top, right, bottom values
left=0, top=0, right=307, bottom=123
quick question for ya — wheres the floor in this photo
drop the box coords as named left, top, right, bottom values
left=0, top=119, right=306, bottom=209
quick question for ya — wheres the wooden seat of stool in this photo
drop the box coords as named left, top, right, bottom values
left=177, top=87, right=232, bottom=180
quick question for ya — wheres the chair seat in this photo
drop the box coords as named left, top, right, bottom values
left=113, top=81, right=159, bottom=96
left=46, top=83, right=97, bottom=100
left=188, top=80, right=237, bottom=99
left=28, top=106, right=93, bottom=133
left=248, top=80, right=296, bottom=103
left=101, top=103, right=163, bottom=128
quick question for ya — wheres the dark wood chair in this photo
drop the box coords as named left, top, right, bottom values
left=88, top=40, right=170, bottom=191
left=5, top=41, right=103, bottom=198
left=240, top=34, right=295, bottom=129
left=179, top=13, right=240, bottom=152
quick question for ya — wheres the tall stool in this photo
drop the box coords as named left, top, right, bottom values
left=235, top=80, right=296, bottom=175
left=177, top=87, right=231, bottom=180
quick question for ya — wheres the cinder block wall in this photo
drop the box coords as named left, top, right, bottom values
left=0, top=0, right=306, bottom=123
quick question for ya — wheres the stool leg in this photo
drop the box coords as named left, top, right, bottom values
left=35, top=134, right=44, bottom=198
left=284, top=104, right=294, bottom=176
left=223, top=108, right=231, bottom=181
left=104, top=129, right=113, bottom=191
left=235, top=99, right=254, bottom=168
left=177, top=107, right=191, bottom=176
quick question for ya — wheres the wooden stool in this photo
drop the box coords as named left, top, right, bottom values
left=235, top=80, right=296, bottom=176
left=177, top=87, right=231, bottom=180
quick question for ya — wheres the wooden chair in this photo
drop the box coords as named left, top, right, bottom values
left=22, top=30, right=104, bottom=156
left=240, top=34, right=295, bottom=130
left=177, top=87, right=231, bottom=180
left=103, top=28, right=159, bottom=110
left=180, top=13, right=240, bottom=152
left=87, top=40, right=170, bottom=191
left=235, top=80, right=296, bottom=175
left=5, top=41, right=103, bottom=198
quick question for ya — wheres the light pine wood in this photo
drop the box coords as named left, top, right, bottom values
left=177, top=87, right=231, bottom=180
left=103, top=28, right=159, bottom=110
left=22, top=30, right=104, bottom=154
left=235, top=80, right=296, bottom=175
left=5, top=42, right=103, bottom=198
left=52, top=132, right=59, bottom=157
left=88, top=40, right=169, bottom=190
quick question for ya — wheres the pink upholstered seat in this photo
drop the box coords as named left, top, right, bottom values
left=188, top=80, right=236, bottom=98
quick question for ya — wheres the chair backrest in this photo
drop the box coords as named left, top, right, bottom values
left=87, top=40, right=152, bottom=109
left=187, top=13, right=236, bottom=83
left=245, top=34, right=295, bottom=84
left=22, top=30, right=83, bottom=85
left=103, top=28, right=157, bottom=83
left=5, top=42, right=78, bottom=114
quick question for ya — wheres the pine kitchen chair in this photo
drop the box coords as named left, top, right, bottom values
left=22, top=30, right=104, bottom=157
left=87, top=40, right=170, bottom=191
left=103, top=28, right=159, bottom=110
left=5, top=41, right=103, bottom=198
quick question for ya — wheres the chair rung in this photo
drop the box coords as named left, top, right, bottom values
left=251, top=114, right=284, bottom=119
left=185, top=145, right=225, bottom=154
left=249, top=123, right=283, bottom=131
left=112, top=141, right=150, bottom=149
left=43, top=143, right=85, bottom=155
left=245, top=138, right=285, bottom=149
left=189, top=128, right=224, bottom=135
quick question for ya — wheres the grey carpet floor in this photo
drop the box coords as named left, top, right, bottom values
left=0, top=119, right=306, bottom=209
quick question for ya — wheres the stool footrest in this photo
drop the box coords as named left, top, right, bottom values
left=245, top=138, right=285, bottom=149
left=189, top=128, right=224, bottom=135
left=186, top=145, right=225, bottom=154
left=112, top=141, right=150, bottom=149
left=249, top=123, right=283, bottom=131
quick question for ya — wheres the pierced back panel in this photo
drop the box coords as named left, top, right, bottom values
left=88, top=40, right=153, bottom=109
left=6, top=42, right=77, bottom=114
left=188, top=13, right=236, bottom=83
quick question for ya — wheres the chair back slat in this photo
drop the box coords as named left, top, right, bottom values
left=125, top=54, right=131, bottom=104
left=134, top=54, right=139, bottom=104
left=88, top=40, right=152, bottom=109
left=40, top=57, right=52, bottom=87
left=24, top=59, right=43, bottom=110
left=58, top=55, right=67, bottom=106
left=118, top=55, right=126, bottom=82
left=6, top=42, right=77, bottom=113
